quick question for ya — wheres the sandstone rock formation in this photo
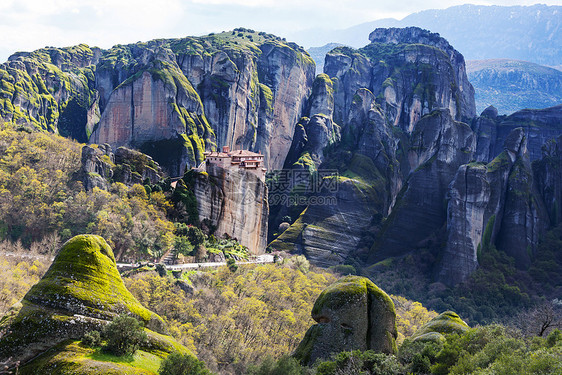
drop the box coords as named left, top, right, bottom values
left=78, top=144, right=163, bottom=190
left=372, top=109, right=475, bottom=262
left=0, top=235, right=189, bottom=370
left=78, top=144, right=114, bottom=190
left=491, top=105, right=562, bottom=162
left=534, top=135, right=562, bottom=227
left=272, top=27, right=561, bottom=286
left=1, top=30, right=315, bottom=174
left=191, top=164, right=268, bottom=254
left=325, top=27, right=476, bottom=133
left=439, top=127, right=549, bottom=284
left=293, top=276, right=397, bottom=365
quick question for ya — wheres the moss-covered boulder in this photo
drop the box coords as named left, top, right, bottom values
left=0, top=235, right=188, bottom=370
left=293, top=276, right=397, bottom=365
left=411, top=311, right=469, bottom=342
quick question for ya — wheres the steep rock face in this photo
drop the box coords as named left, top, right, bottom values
left=1, top=30, right=315, bottom=174
left=0, top=44, right=101, bottom=140
left=293, top=276, right=397, bottom=365
left=492, top=105, right=562, bottom=162
left=269, top=177, right=378, bottom=266
left=274, top=28, right=477, bottom=268
left=176, top=34, right=315, bottom=170
left=284, top=74, right=339, bottom=170
left=91, top=43, right=214, bottom=176
left=533, top=136, right=562, bottom=226
left=78, top=144, right=163, bottom=190
left=273, top=91, right=396, bottom=264
left=439, top=163, right=490, bottom=284
left=368, top=27, right=475, bottom=121
left=78, top=144, right=114, bottom=191
left=372, top=110, right=475, bottom=261
left=439, top=128, right=550, bottom=284
left=325, top=27, right=476, bottom=134
left=192, top=164, right=268, bottom=253
left=0, top=235, right=180, bottom=368
left=472, top=106, right=499, bottom=162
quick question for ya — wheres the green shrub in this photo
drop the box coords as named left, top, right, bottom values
left=102, top=314, right=147, bottom=356
left=227, top=258, right=238, bottom=273
left=329, top=265, right=357, bottom=275
left=81, top=330, right=101, bottom=347
left=246, top=356, right=304, bottom=375
left=158, top=353, right=213, bottom=375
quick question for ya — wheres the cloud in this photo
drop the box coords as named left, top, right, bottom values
left=0, top=0, right=561, bottom=62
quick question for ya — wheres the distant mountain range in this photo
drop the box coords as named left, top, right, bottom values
left=293, top=4, right=561, bottom=67
left=467, top=59, right=562, bottom=115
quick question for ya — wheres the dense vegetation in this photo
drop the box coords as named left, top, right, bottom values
left=0, top=124, right=250, bottom=262
left=0, top=124, right=174, bottom=259
left=367, top=223, right=562, bottom=328
left=246, top=325, right=562, bottom=374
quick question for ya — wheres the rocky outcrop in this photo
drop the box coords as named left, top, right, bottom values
left=1, top=30, right=315, bottom=174
left=191, top=164, right=268, bottom=253
left=0, top=44, right=101, bottom=140
left=274, top=28, right=477, bottom=268
left=0, top=235, right=188, bottom=369
left=269, top=176, right=378, bottom=266
left=411, top=311, right=469, bottom=342
left=113, top=147, right=162, bottom=186
left=492, top=105, right=562, bottom=162
left=439, top=127, right=550, bottom=284
left=372, top=110, right=475, bottom=261
left=293, top=276, right=397, bottom=365
left=533, top=136, right=562, bottom=226
left=78, top=144, right=163, bottom=190
left=368, top=27, right=475, bottom=122
left=78, top=144, right=114, bottom=190
left=472, top=106, right=499, bottom=162
left=325, top=27, right=476, bottom=133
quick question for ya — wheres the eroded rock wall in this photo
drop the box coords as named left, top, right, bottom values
left=193, top=164, right=268, bottom=253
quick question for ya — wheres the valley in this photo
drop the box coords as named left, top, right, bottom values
left=0, top=4, right=561, bottom=373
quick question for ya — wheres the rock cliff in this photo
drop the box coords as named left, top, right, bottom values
left=1, top=29, right=315, bottom=174
left=372, top=109, right=475, bottom=262
left=293, top=276, right=397, bottom=365
left=533, top=135, right=562, bottom=227
left=271, top=28, right=561, bottom=287
left=0, top=235, right=189, bottom=370
left=78, top=144, right=163, bottom=190
left=439, top=127, right=549, bottom=284
left=191, top=164, right=268, bottom=254
left=324, top=27, right=475, bottom=133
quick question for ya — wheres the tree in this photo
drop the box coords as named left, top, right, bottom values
left=227, top=258, right=238, bottom=273
left=158, top=353, right=213, bottom=375
left=103, top=314, right=147, bottom=356
left=515, top=300, right=562, bottom=337
left=174, top=235, right=194, bottom=257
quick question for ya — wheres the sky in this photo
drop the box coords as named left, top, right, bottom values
left=1, top=0, right=561, bottom=62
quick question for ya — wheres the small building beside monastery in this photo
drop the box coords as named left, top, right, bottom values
left=203, top=146, right=267, bottom=181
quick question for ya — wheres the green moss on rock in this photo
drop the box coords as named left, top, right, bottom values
left=411, top=311, right=469, bottom=342
left=0, top=235, right=188, bottom=368
left=294, top=276, right=397, bottom=365
left=24, top=235, right=163, bottom=328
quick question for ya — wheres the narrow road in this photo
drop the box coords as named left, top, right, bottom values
left=0, top=252, right=54, bottom=261
left=116, top=254, right=276, bottom=270
left=0, top=251, right=276, bottom=270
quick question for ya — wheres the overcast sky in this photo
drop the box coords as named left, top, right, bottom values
left=1, top=0, right=561, bottom=61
